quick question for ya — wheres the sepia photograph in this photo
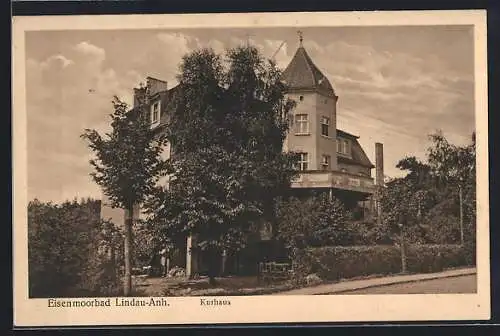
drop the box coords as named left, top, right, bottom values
left=12, top=10, right=489, bottom=326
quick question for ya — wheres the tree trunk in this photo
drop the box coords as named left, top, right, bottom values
left=207, top=248, right=218, bottom=287
left=459, top=184, right=464, bottom=245
left=221, top=249, right=227, bottom=276
left=123, top=205, right=134, bottom=296
left=400, top=230, right=407, bottom=274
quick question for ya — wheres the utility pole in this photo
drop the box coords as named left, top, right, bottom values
left=398, top=212, right=408, bottom=274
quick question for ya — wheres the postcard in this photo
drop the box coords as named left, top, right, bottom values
left=12, top=10, right=490, bottom=327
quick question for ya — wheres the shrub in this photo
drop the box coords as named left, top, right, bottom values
left=463, top=240, right=476, bottom=266
left=28, top=199, right=123, bottom=297
left=405, top=244, right=466, bottom=273
left=276, top=194, right=352, bottom=249
left=293, top=244, right=471, bottom=282
left=344, top=220, right=394, bottom=246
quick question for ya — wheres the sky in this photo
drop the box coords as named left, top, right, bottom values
left=25, top=25, right=475, bottom=203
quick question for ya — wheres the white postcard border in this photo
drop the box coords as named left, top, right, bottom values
left=12, top=10, right=490, bottom=326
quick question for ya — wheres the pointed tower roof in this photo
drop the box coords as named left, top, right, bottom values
left=282, top=32, right=336, bottom=97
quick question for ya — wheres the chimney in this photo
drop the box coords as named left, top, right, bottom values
left=146, top=77, right=168, bottom=97
left=133, top=87, right=147, bottom=108
left=374, top=142, right=384, bottom=224
left=375, top=142, right=384, bottom=187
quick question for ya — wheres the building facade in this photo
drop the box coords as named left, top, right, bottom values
left=281, top=38, right=380, bottom=215
left=100, top=38, right=385, bottom=277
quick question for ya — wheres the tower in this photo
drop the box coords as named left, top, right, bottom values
left=282, top=32, right=339, bottom=172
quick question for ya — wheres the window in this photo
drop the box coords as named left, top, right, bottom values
left=299, top=95, right=304, bottom=101
left=343, top=139, right=349, bottom=155
left=151, top=101, right=160, bottom=124
left=295, top=114, right=309, bottom=134
left=337, top=138, right=350, bottom=155
left=321, top=155, right=330, bottom=170
left=297, top=153, right=309, bottom=171
left=321, top=116, right=330, bottom=136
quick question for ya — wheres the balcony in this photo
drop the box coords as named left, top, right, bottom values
left=291, top=170, right=375, bottom=195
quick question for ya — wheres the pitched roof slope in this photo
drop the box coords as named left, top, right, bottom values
left=282, top=46, right=335, bottom=97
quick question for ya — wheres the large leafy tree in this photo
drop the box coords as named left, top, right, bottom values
left=81, top=96, right=169, bottom=296
left=145, top=46, right=297, bottom=285
left=28, top=198, right=122, bottom=297
left=380, top=131, right=476, bottom=246
left=427, top=131, right=476, bottom=244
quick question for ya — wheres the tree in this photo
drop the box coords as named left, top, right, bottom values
left=145, top=46, right=297, bottom=286
left=427, top=131, right=476, bottom=245
left=28, top=198, right=122, bottom=297
left=275, top=194, right=352, bottom=251
left=380, top=130, right=476, bottom=266
left=81, top=96, right=169, bottom=296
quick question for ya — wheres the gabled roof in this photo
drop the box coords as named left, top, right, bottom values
left=158, top=85, right=180, bottom=128
left=336, top=129, right=359, bottom=139
left=282, top=45, right=335, bottom=97
left=337, top=128, right=375, bottom=169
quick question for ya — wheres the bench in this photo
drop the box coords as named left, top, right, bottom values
left=258, top=262, right=292, bottom=284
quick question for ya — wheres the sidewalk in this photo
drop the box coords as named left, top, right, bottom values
left=274, top=267, right=477, bottom=295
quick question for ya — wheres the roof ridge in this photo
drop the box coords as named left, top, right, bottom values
left=298, top=47, right=317, bottom=90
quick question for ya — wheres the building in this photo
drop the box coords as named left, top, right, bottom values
left=281, top=35, right=382, bottom=216
left=100, top=35, right=385, bottom=277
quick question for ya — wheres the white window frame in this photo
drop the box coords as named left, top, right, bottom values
left=298, top=153, right=309, bottom=171
left=321, top=154, right=330, bottom=170
left=343, top=139, right=349, bottom=155
left=337, top=137, right=350, bottom=156
left=321, top=116, right=330, bottom=137
left=151, top=100, right=161, bottom=124
left=295, top=114, right=309, bottom=134
left=336, top=138, right=342, bottom=153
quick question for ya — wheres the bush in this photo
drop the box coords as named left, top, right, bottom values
left=276, top=194, right=352, bottom=249
left=293, top=244, right=471, bottom=282
left=28, top=199, right=123, bottom=298
left=405, top=244, right=466, bottom=273
left=344, top=220, right=394, bottom=246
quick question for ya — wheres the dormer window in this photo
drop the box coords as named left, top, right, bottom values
left=151, top=101, right=160, bottom=124
left=337, top=138, right=350, bottom=156
left=343, top=139, right=349, bottom=155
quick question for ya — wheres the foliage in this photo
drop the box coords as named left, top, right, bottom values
left=343, top=220, right=393, bottom=245
left=275, top=194, right=352, bottom=250
left=28, top=198, right=123, bottom=298
left=379, top=130, right=476, bottom=245
left=81, top=95, right=169, bottom=295
left=144, top=45, right=298, bottom=264
left=293, top=244, right=472, bottom=283
left=81, top=96, right=169, bottom=210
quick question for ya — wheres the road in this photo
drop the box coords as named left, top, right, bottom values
left=336, top=274, right=477, bottom=295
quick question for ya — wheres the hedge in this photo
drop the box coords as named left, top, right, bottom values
left=293, top=244, right=474, bottom=282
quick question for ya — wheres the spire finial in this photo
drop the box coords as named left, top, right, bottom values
left=297, top=30, right=303, bottom=46
left=245, top=33, right=253, bottom=47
